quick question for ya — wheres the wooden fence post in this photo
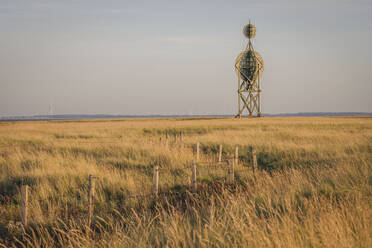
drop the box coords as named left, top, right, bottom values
left=165, top=133, right=169, bottom=148
left=192, top=160, right=197, bottom=193
left=153, top=165, right=159, bottom=197
left=196, top=142, right=200, bottom=162
left=88, top=175, right=95, bottom=227
left=218, top=144, right=222, bottom=164
left=179, top=132, right=183, bottom=148
left=21, top=185, right=29, bottom=227
left=228, top=159, right=235, bottom=183
left=252, top=148, right=258, bottom=173
left=235, top=146, right=239, bottom=165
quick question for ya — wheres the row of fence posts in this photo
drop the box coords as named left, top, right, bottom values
left=195, top=142, right=240, bottom=164
left=19, top=142, right=258, bottom=228
left=159, top=132, right=183, bottom=148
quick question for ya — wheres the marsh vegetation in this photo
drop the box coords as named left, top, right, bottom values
left=0, top=117, right=371, bottom=247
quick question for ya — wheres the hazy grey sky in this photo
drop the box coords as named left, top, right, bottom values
left=1, top=0, right=371, bottom=116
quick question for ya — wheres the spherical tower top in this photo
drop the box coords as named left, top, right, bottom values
left=243, top=23, right=256, bottom=39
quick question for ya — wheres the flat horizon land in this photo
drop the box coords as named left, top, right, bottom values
left=0, top=116, right=371, bottom=247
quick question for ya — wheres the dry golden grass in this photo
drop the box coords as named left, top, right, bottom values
left=0, top=117, right=371, bottom=247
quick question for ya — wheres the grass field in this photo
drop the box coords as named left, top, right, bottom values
left=0, top=117, right=371, bottom=247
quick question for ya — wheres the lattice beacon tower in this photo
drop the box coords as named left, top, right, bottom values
left=235, top=22, right=264, bottom=118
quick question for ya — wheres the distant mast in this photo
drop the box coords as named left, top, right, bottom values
left=48, top=104, right=53, bottom=116
left=235, top=21, right=264, bottom=118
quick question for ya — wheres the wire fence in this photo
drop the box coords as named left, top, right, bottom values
left=7, top=141, right=259, bottom=228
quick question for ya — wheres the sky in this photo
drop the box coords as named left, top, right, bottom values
left=0, top=0, right=371, bottom=116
